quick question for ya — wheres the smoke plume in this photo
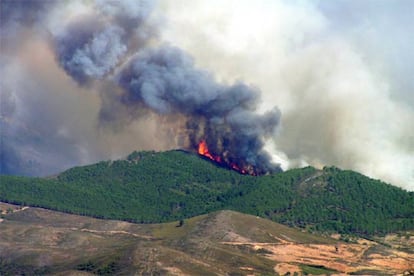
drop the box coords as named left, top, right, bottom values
left=118, top=46, right=281, bottom=174
left=1, top=0, right=281, bottom=176
left=53, top=0, right=156, bottom=83
left=160, top=0, right=414, bottom=189
left=52, top=0, right=281, bottom=174
left=1, top=0, right=413, bottom=188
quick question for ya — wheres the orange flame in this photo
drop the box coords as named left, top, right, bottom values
left=198, top=140, right=213, bottom=159
left=198, top=140, right=221, bottom=162
left=198, top=140, right=249, bottom=174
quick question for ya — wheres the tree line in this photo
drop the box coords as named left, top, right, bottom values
left=1, top=150, right=413, bottom=236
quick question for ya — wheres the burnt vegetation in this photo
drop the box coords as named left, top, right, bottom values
left=0, top=150, right=413, bottom=236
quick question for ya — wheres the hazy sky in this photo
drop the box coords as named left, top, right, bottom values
left=1, top=0, right=413, bottom=190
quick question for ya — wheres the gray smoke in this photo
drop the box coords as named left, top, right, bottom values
left=0, top=55, right=101, bottom=176
left=162, top=0, right=413, bottom=189
left=0, top=0, right=50, bottom=32
left=51, top=0, right=282, bottom=174
left=54, top=0, right=156, bottom=84
left=1, top=0, right=281, bottom=176
left=118, top=46, right=281, bottom=174
left=56, top=22, right=125, bottom=83
left=4, top=1, right=410, bottom=187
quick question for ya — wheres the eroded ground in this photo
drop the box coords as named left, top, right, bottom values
left=0, top=202, right=413, bottom=275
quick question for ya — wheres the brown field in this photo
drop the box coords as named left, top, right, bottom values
left=0, top=202, right=413, bottom=275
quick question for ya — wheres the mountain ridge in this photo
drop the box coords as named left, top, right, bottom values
left=0, top=150, right=413, bottom=236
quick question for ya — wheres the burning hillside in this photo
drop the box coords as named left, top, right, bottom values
left=118, top=47, right=282, bottom=175
left=1, top=0, right=282, bottom=177
left=197, top=140, right=251, bottom=175
left=197, top=140, right=264, bottom=175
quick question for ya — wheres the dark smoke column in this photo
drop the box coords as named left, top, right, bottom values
left=53, top=0, right=156, bottom=84
left=118, top=46, right=282, bottom=175
left=48, top=0, right=282, bottom=175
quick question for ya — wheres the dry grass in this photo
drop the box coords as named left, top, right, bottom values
left=1, top=202, right=413, bottom=275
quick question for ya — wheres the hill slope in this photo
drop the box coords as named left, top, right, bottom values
left=1, top=203, right=413, bottom=275
left=0, top=150, right=413, bottom=235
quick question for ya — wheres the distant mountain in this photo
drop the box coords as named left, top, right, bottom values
left=0, top=204, right=413, bottom=275
left=0, top=150, right=413, bottom=235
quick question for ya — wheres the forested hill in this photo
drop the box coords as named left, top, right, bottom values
left=1, top=150, right=413, bottom=235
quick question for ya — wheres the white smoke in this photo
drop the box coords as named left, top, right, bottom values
left=1, top=0, right=413, bottom=189
left=159, top=0, right=414, bottom=190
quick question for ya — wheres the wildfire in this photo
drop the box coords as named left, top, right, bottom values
left=197, top=140, right=249, bottom=175
left=198, top=140, right=212, bottom=159
left=198, top=140, right=221, bottom=162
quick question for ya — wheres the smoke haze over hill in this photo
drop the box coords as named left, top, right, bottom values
left=0, top=1, right=413, bottom=188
